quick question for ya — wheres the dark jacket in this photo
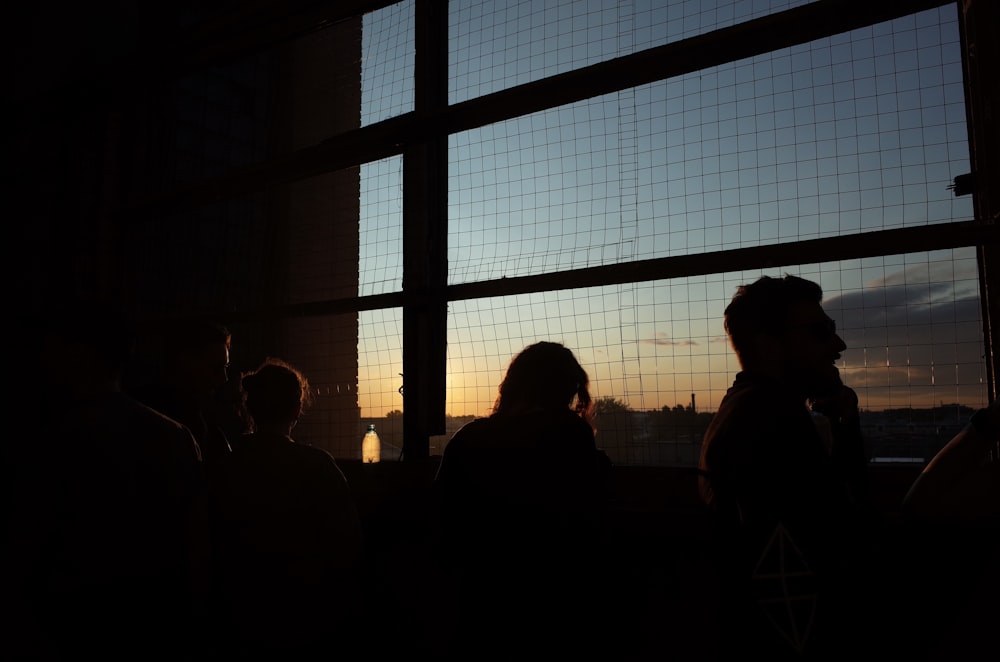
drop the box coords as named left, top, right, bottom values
left=698, top=371, right=875, bottom=660
left=434, top=407, right=613, bottom=661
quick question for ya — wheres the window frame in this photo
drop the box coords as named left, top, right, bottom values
left=116, top=0, right=999, bottom=460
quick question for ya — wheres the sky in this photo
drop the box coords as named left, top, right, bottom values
left=352, top=0, right=985, bottom=419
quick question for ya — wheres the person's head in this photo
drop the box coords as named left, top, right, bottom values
left=162, top=319, right=231, bottom=401
left=492, top=341, right=594, bottom=426
left=724, top=274, right=847, bottom=399
left=241, top=357, right=312, bottom=431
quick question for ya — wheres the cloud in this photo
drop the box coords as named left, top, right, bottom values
left=643, top=332, right=699, bottom=347
left=823, top=275, right=983, bottom=352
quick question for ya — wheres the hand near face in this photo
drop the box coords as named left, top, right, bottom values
left=810, top=384, right=860, bottom=425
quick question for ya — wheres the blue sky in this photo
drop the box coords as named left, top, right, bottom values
left=354, top=1, right=984, bottom=418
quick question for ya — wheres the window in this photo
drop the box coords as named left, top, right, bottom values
left=109, top=0, right=995, bottom=465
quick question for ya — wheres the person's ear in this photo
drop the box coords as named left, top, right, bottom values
left=747, top=332, right=782, bottom=365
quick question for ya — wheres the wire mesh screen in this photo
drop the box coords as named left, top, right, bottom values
left=362, top=0, right=415, bottom=126
left=449, top=0, right=818, bottom=104
left=270, top=314, right=365, bottom=462
left=117, top=1, right=984, bottom=467
left=360, top=156, right=404, bottom=296
left=444, top=248, right=986, bottom=465
left=448, top=4, right=970, bottom=285
left=358, top=307, right=406, bottom=459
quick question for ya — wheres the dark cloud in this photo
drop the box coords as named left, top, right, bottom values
left=824, top=277, right=982, bottom=353
left=823, top=268, right=986, bottom=408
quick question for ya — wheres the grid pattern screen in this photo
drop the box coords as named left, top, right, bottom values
left=449, top=0, right=817, bottom=104
left=448, top=4, right=970, bottom=285
left=360, top=156, right=405, bottom=296
left=357, top=307, right=406, bottom=459
left=443, top=248, right=986, bottom=465
left=362, top=0, right=415, bottom=126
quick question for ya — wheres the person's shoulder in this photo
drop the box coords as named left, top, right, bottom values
left=541, top=408, right=597, bottom=442
left=455, top=416, right=492, bottom=434
left=712, top=374, right=790, bottom=427
left=445, top=417, right=492, bottom=447
left=118, top=392, right=190, bottom=433
left=560, top=408, right=597, bottom=432
left=292, top=441, right=339, bottom=463
left=725, top=371, right=777, bottom=403
left=455, top=412, right=578, bottom=445
left=127, top=382, right=179, bottom=411
left=702, top=376, right=772, bottom=456
left=290, top=442, right=353, bottom=488
left=285, top=440, right=347, bottom=471
left=115, top=392, right=203, bottom=460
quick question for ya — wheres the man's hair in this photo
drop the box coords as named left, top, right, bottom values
left=724, top=274, right=824, bottom=361
left=163, top=319, right=231, bottom=355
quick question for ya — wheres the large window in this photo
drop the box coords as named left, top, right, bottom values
left=443, top=248, right=985, bottom=465
left=410, top=0, right=987, bottom=464
left=111, top=0, right=994, bottom=465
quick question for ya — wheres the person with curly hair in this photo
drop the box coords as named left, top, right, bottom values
left=214, top=357, right=362, bottom=659
left=435, top=341, right=613, bottom=661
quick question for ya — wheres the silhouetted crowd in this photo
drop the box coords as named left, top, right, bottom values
left=2, top=280, right=997, bottom=661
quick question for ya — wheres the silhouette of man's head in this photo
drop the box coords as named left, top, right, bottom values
left=241, top=357, right=312, bottom=430
left=724, top=275, right=847, bottom=399
left=493, top=341, right=593, bottom=425
left=162, top=320, right=231, bottom=402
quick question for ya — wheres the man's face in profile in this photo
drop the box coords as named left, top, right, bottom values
left=188, top=342, right=230, bottom=400
left=777, top=301, right=847, bottom=399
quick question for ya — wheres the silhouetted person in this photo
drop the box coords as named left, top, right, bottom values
left=129, top=319, right=234, bottom=480
left=1, top=300, right=210, bottom=661
left=213, top=357, right=362, bottom=659
left=903, top=398, right=1000, bottom=522
left=892, top=399, right=1000, bottom=660
left=698, top=275, right=877, bottom=660
left=126, top=319, right=235, bottom=653
left=434, top=341, right=613, bottom=661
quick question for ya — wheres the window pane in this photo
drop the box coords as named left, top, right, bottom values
left=361, top=156, right=404, bottom=296
left=445, top=249, right=987, bottom=466
left=449, top=0, right=817, bottom=104
left=358, top=307, right=405, bottom=459
left=448, top=5, right=970, bottom=284
left=363, top=0, right=416, bottom=126
left=271, top=313, right=365, bottom=462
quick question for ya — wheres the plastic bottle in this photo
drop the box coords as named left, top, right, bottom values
left=362, top=423, right=381, bottom=463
